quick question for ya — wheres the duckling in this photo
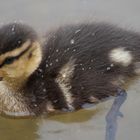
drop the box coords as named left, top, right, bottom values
left=25, top=23, right=140, bottom=115
left=1, top=22, right=140, bottom=140
left=0, top=22, right=139, bottom=118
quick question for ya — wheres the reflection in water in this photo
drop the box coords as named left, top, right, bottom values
left=37, top=104, right=107, bottom=140
left=0, top=102, right=108, bottom=140
left=0, top=117, right=38, bottom=140
left=47, top=106, right=100, bottom=123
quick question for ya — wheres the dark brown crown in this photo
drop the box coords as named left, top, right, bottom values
left=0, top=23, right=37, bottom=55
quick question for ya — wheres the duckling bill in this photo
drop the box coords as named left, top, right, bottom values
left=0, top=23, right=139, bottom=117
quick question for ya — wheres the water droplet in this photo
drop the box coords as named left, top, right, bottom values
left=92, top=32, right=95, bottom=36
left=43, top=89, right=46, bottom=92
left=46, top=64, right=49, bottom=67
left=62, top=74, right=66, bottom=78
left=56, top=49, right=59, bottom=52
left=53, top=100, right=58, bottom=103
left=55, top=59, right=59, bottom=62
left=75, top=29, right=81, bottom=34
left=38, top=69, right=43, bottom=72
left=11, top=25, right=15, bottom=32
left=50, top=63, right=53, bottom=66
left=89, top=67, right=91, bottom=70
left=67, top=48, right=70, bottom=51
left=18, top=40, right=21, bottom=44
left=91, top=59, right=94, bottom=62
left=110, top=63, right=114, bottom=67
left=82, top=68, right=85, bottom=71
left=73, top=49, right=76, bottom=52
left=70, top=39, right=75, bottom=44
left=80, top=63, right=83, bottom=66
left=34, top=104, right=37, bottom=107
left=107, top=67, right=111, bottom=70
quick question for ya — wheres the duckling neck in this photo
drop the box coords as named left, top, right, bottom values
left=0, top=77, right=33, bottom=117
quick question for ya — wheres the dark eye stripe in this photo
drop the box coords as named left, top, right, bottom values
left=0, top=45, right=31, bottom=68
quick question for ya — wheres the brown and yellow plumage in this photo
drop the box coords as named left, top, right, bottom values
left=0, top=23, right=139, bottom=117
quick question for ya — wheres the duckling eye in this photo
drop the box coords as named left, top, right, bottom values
left=4, top=57, right=15, bottom=65
left=0, top=45, right=31, bottom=68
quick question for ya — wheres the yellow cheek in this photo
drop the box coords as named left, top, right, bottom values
left=0, top=70, right=7, bottom=77
left=1, top=60, right=27, bottom=78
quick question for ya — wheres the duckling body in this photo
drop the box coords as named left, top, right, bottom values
left=0, top=23, right=139, bottom=116
left=23, top=23, right=140, bottom=115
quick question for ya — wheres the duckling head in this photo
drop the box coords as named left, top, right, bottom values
left=0, top=23, right=42, bottom=86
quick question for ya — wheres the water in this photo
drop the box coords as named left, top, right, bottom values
left=0, top=0, right=140, bottom=140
